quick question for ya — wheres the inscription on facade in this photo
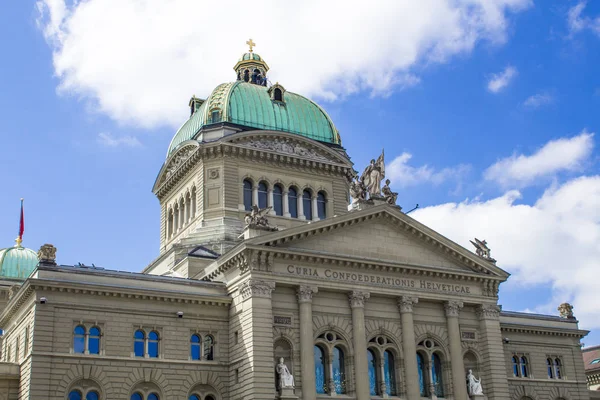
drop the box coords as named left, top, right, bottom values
left=461, top=331, right=477, bottom=341
left=274, top=316, right=292, bottom=326
left=284, top=265, right=473, bottom=294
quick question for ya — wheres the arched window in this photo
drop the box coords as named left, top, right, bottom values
left=417, top=352, right=427, bottom=397
left=258, top=182, right=268, bottom=209
left=244, top=70, right=249, bottom=82
left=131, top=394, right=143, bottom=400
left=432, top=353, right=444, bottom=397
left=167, top=209, right=173, bottom=239
left=243, top=179, right=253, bottom=211
left=148, top=394, right=159, bottom=400
left=204, top=335, right=214, bottom=360
left=314, top=345, right=326, bottom=394
left=86, top=392, right=99, bottom=400
left=88, top=326, right=101, bottom=355
left=303, top=190, right=312, bottom=220
left=554, top=358, right=562, bottom=379
left=547, top=358, right=554, bottom=378
left=274, top=88, right=283, bottom=101
left=512, top=356, right=520, bottom=377
left=332, top=346, right=346, bottom=394
left=69, top=390, right=83, bottom=400
left=189, top=396, right=200, bottom=400
left=185, top=193, right=192, bottom=223
left=148, top=331, right=160, bottom=358
left=74, top=325, right=86, bottom=354
left=134, top=330, right=145, bottom=357
left=191, top=334, right=201, bottom=360
left=191, top=187, right=197, bottom=218
left=205, top=396, right=215, bottom=400
left=520, top=356, right=529, bottom=377
left=317, top=192, right=326, bottom=220
left=367, top=349, right=377, bottom=395
left=288, top=188, right=298, bottom=218
left=384, top=350, right=397, bottom=396
left=273, top=184, right=283, bottom=216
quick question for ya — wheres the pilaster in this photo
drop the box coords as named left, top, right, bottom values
left=297, top=285, right=318, bottom=400
left=349, top=291, right=370, bottom=400
left=398, top=296, right=420, bottom=400
left=476, top=304, right=510, bottom=400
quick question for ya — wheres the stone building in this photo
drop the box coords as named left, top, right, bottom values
left=0, top=43, right=592, bottom=400
left=583, top=345, right=600, bottom=397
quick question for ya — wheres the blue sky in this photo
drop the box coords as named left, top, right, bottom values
left=1, top=1, right=599, bottom=344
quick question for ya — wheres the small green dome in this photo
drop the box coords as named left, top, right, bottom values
left=239, top=52, right=262, bottom=62
left=168, top=81, right=341, bottom=156
left=0, top=244, right=38, bottom=280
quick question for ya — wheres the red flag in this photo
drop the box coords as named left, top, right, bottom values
left=18, top=198, right=24, bottom=241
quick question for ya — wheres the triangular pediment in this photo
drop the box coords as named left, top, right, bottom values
left=248, top=205, right=509, bottom=278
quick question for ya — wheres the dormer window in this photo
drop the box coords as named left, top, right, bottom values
left=211, top=109, right=221, bottom=123
left=269, top=83, right=286, bottom=103
left=188, top=96, right=204, bottom=117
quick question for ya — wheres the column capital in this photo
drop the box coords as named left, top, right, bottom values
left=297, top=285, right=318, bottom=303
left=444, top=300, right=464, bottom=317
left=348, top=290, right=370, bottom=308
left=397, top=296, right=419, bottom=313
left=476, top=304, right=501, bottom=320
left=240, top=279, right=275, bottom=300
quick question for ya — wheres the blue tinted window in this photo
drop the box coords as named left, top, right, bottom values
left=273, top=185, right=283, bottom=216
left=332, top=346, right=345, bottom=394
left=314, top=346, right=326, bottom=394
left=204, top=335, right=214, bottom=360
left=148, top=393, right=159, bottom=400
left=148, top=331, right=159, bottom=358
left=68, top=390, right=82, bottom=400
left=134, top=330, right=145, bottom=357
left=367, top=349, right=377, bottom=395
left=521, top=356, right=528, bottom=377
left=243, top=180, right=253, bottom=211
left=417, top=352, right=426, bottom=396
left=317, top=192, right=326, bottom=220
left=258, top=182, right=268, bottom=209
left=547, top=358, right=554, bottom=378
left=384, top=350, right=396, bottom=395
left=74, top=326, right=85, bottom=354
left=191, top=334, right=201, bottom=360
left=288, top=188, right=298, bottom=218
left=189, top=396, right=200, bottom=400
left=130, top=393, right=143, bottom=400
left=303, top=190, right=312, bottom=220
left=432, top=353, right=444, bottom=397
left=512, top=356, right=519, bottom=376
left=89, top=327, right=100, bottom=355
left=86, top=391, right=99, bottom=400
left=555, top=358, right=561, bottom=379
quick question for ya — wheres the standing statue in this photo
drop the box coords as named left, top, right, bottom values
left=466, top=369, right=484, bottom=396
left=349, top=176, right=366, bottom=204
left=276, top=357, right=295, bottom=389
left=381, top=179, right=398, bottom=205
left=360, top=150, right=385, bottom=196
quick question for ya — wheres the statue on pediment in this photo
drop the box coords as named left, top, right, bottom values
left=360, top=150, right=385, bottom=196
left=382, top=179, right=398, bottom=205
left=349, top=176, right=367, bottom=204
left=245, top=205, right=278, bottom=231
left=558, top=302, right=575, bottom=319
left=470, top=238, right=496, bottom=263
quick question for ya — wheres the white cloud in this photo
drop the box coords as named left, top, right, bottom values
left=411, top=175, right=600, bottom=332
left=483, top=131, right=594, bottom=188
left=487, top=66, right=517, bottom=93
left=567, top=1, right=600, bottom=37
left=523, top=92, right=555, bottom=108
left=387, top=152, right=470, bottom=188
left=97, top=132, right=142, bottom=148
left=36, top=0, right=531, bottom=128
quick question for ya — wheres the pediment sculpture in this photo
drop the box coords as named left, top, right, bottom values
left=236, top=137, right=337, bottom=163
left=470, top=238, right=496, bottom=263
left=351, top=150, right=399, bottom=206
left=244, top=205, right=278, bottom=231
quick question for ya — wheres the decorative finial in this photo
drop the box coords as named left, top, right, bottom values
left=38, top=244, right=57, bottom=266
left=246, top=38, right=256, bottom=53
left=15, top=237, right=22, bottom=248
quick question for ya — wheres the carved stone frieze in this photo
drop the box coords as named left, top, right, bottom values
left=297, top=285, right=318, bottom=303
left=476, top=304, right=500, bottom=320
left=235, top=137, right=337, bottom=163
left=444, top=300, right=464, bottom=317
left=348, top=290, right=370, bottom=308
left=397, top=296, right=419, bottom=313
left=163, top=146, right=197, bottom=184
left=240, top=279, right=276, bottom=300
left=208, top=168, right=219, bottom=179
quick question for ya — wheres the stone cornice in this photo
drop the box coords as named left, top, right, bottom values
left=476, top=304, right=501, bottom=320
left=500, top=323, right=589, bottom=338
left=0, top=283, right=34, bottom=328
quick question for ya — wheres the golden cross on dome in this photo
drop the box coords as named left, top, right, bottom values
left=246, top=38, right=256, bottom=53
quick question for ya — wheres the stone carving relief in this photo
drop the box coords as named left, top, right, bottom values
left=244, top=205, right=278, bottom=231
left=240, top=279, right=276, bottom=300
left=444, top=301, right=464, bottom=317
left=397, top=296, right=419, bottom=313
left=164, top=146, right=196, bottom=180
left=558, top=302, right=575, bottom=319
left=235, top=137, right=337, bottom=162
left=348, top=290, right=370, bottom=308
left=207, top=168, right=219, bottom=179
left=476, top=304, right=500, bottom=320
left=470, top=238, right=496, bottom=263
left=466, top=369, right=484, bottom=396
left=297, top=285, right=318, bottom=303
left=38, top=243, right=57, bottom=265
left=351, top=150, right=399, bottom=207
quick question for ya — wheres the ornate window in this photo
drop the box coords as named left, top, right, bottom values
left=368, top=349, right=377, bottom=395
left=130, top=392, right=160, bottom=400
left=520, top=356, right=529, bottom=377
left=302, top=190, right=312, bottom=220
left=288, top=187, right=298, bottom=218
left=243, top=179, right=253, bottom=211
left=258, top=182, right=268, bottom=209
left=314, top=331, right=348, bottom=395
left=188, top=384, right=219, bottom=400
left=133, top=329, right=160, bottom=358
left=67, top=379, right=102, bottom=400
left=317, top=192, right=327, bottom=220
left=513, top=354, right=529, bottom=378
left=204, top=335, right=214, bottom=360
left=547, top=357, right=563, bottom=379
left=74, top=325, right=86, bottom=354
left=191, top=334, right=201, bottom=360
left=273, top=184, right=283, bottom=216
left=68, top=390, right=100, bottom=400
left=190, top=334, right=215, bottom=361
left=367, top=335, right=399, bottom=396
left=384, top=350, right=397, bottom=396
left=417, top=339, right=447, bottom=397
left=274, top=88, right=283, bottom=101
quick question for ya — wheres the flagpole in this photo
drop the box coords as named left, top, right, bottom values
left=16, top=198, right=24, bottom=247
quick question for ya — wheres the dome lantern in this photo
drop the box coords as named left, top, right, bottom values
left=234, top=39, right=269, bottom=86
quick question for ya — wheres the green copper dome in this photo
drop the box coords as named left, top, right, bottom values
left=167, top=81, right=341, bottom=156
left=239, top=52, right=262, bottom=61
left=0, top=244, right=38, bottom=280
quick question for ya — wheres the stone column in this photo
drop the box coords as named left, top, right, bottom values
left=312, top=195, right=319, bottom=221
left=252, top=184, right=259, bottom=207
left=298, top=193, right=305, bottom=220
left=349, top=291, right=370, bottom=400
left=445, top=301, right=467, bottom=400
left=298, top=286, right=318, bottom=400
left=268, top=188, right=275, bottom=215
left=239, top=182, right=245, bottom=210
left=398, top=296, right=420, bottom=400
left=283, top=191, right=291, bottom=217
left=476, top=304, right=510, bottom=400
